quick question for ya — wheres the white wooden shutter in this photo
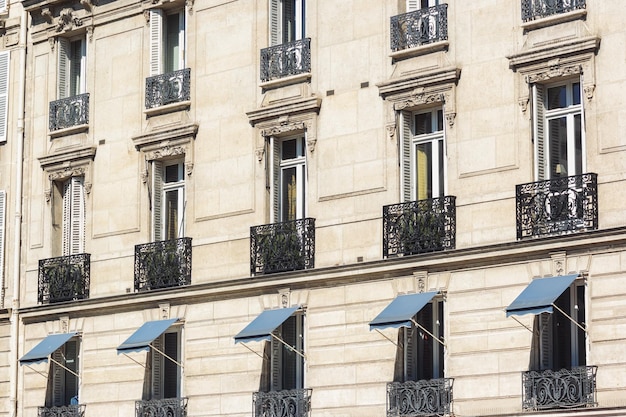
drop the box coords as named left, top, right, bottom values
left=400, top=110, right=413, bottom=202
left=151, top=335, right=163, bottom=399
left=269, top=0, right=280, bottom=46
left=0, top=0, right=7, bottom=14
left=57, top=38, right=70, bottom=99
left=0, top=52, right=10, bottom=143
left=406, top=0, right=419, bottom=12
left=70, top=177, right=85, bottom=255
left=271, top=138, right=281, bottom=223
left=533, top=84, right=546, bottom=180
left=152, top=161, right=164, bottom=241
left=149, top=9, right=164, bottom=76
left=62, top=180, right=72, bottom=256
left=0, top=191, right=5, bottom=291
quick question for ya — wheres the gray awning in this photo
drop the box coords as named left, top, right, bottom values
left=369, top=291, right=438, bottom=331
left=19, top=332, right=77, bottom=365
left=234, top=306, right=298, bottom=344
left=117, top=318, right=179, bottom=354
left=506, top=274, right=578, bottom=317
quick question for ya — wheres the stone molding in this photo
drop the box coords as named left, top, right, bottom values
left=38, top=145, right=96, bottom=201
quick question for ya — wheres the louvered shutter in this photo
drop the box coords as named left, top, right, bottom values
left=400, top=110, right=413, bottom=202
left=271, top=138, right=281, bottom=222
left=163, top=332, right=179, bottom=398
left=406, top=0, right=419, bottom=11
left=405, top=324, right=416, bottom=381
left=0, top=52, right=9, bottom=143
left=270, top=323, right=283, bottom=391
left=533, top=84, right=546, bottom=180
left=0, top=0, right=7, bottom=13
left=270, top=0, right=280, bottom=46
left=149, top=9, right=164, bottom=76
left=57, top=38, right=70, bottom=99
left=0, top=191, right=5, bottom=292
left=51, top=348, right=65, bottom=406
left=579, top=76, right=586, bottom=175
left=151, top=335, right=163, bottom=399
left=69, top=177, right=85, bottom=255
left=152, top=161, right=164, bottom=241
left=539, top=313, right=553, bottom=370
left=62, top=180, right=72, bottom=256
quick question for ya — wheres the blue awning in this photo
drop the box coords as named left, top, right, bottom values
left=506, top=274, right=578, bottom=317
left=234, top=306, right=299, bottom=344
left=369, top=291, right=438, bottom=331
left=117, top=318, right=179, bottom=354
left=19, top=332, right=77, bottom=365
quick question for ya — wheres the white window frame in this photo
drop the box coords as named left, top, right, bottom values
left=152, top=159, right=185, bottom=241
left=271, top=313, right=305, bottom=391
left=149, top=8, right=186, bottom=76
left=270, top=0, right=305, bottom=46
left=62, top=177, right=85, bottom=256
left=272, top=135, right=306, bottom=223
left=58, top=36, right=86, bottom=99
left=404, top=298, right=445, bottom=382
left=151, top=328, right=182, bottom=400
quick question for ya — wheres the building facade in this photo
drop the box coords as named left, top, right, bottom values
left=2, top=0, right=626, bottom=416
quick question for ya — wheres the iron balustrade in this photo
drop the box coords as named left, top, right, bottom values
left=145, top=68, right=191, bottom=109
left=390, top=4, right=448, bottom=52
left=516, top=173, right=598, bottom=240
left=250, top=218, right=315, bottom=275
left=253, top=389, right=312, bottom=417
left=522, top=366, right=597, bottom=410
left=387, top=378, right=454, bottom=417
left=38, top=254, right=90, bottom=304
left=135, top=398, right=188, bottom=417
left=260, top=38, right=311, bottom=82
left=49, top=93, right=89, bottom=131
left=383, top=196, right=456, bottom=258
left=38, top=405, right=85, bottom=417
left=521, top=0, right=586, bottom=22
left=134, top=237, right=192, bottom=292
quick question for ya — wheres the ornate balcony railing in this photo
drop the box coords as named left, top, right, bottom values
left=49, top=93, right=89, bottom=131
left=387, top=378, right=454, bottom=417
left=145, top=68, right=191, bottom=109
left=253, top=389, right=312, bottom=417
left=250, top=218, right=315, bottom=275
left=134, top=237, right=192, bottom=292
left=136, top=398, right=188, bottom=417
left=38, top=404, right=85, bottom=417
left=522, top=366, right=597, bottom=410
left=383, top=196, right=455, bottom=258
left=260, top=38, right=311, bottom=82
left=522, top=0, right=586, bottom=22
left=391, top=4, right=448, bottom=52
left=38, top=254, right=90, bottom=304
left=516, top=173, right=598, bottom=240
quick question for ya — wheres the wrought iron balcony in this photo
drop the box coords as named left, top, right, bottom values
left=49, top=93, right=89, bottom=132
left=260, top=38, right=311, bottom=82
left=383, top=196, right=456, bottom=258
left=522, top=366, right=597, bottom=410
left=387, top=378, right=453, bottom=417
left=516, top=173, right=598, bottom=240
left=38, top=404, right=85, bottom=417
left=136, top=398, right=188, bottom=417
left=145, top=68, right=191, bottom=109
left=134, top=237, right=192, bottom=292
left=391, top=4, right=448, bottom=52
left=253, top=389, right=312, bottom=417
left=522, top=0, right=586, bottom=22
left=250, top=218, right=315, bottom=275
left=38, top=254, right=90, bottom=304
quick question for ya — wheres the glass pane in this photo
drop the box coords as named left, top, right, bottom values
left=165, top=13, right=181, bottom=72
left=576, top=285, right=586, bottom=366
left=165, top=164, right=181, bottom=183
left=282, top=139, right=297, bottom=160
left=573, top=82, right=581, bottom=105
left=414, top=112, right=433, bottom=135
left=416, top=142, right=432, bottom=200
left=548, top=117, right=568, bottom=178
left=281, top=167, right=297, bottom=221
left=436, top=110, right=444, bottom=131
left=69, top=40, right=83, bottom=97
left=574, top=114, right=582, bottom=175
left=547, top=85, right=567, bottom=110
left=164, top=189, right=179, bottom=239
left=163, top=333, right=179, bottom=398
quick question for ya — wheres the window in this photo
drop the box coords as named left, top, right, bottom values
left=150, top=9, right=185, bottom=76
left=271, top=314, right=304, bottom=391
left=273, top=136, right=306, bottom=222
left=270, top=0, right=305, bottom=46
left=47, top=339, right=79, bottom=407
left=402, top=298, right=444, bottom=381
left=152, top=160, right=185, bottom=242
left=532, top=281, right=586, bottom=371
left=0, top=51, right=9, bottom=143
left=401, top=108, right=446, bottom=202
left=150, top=331, right=181, bottom=399
left=61, top=177, right=85, bottom=256
left=58, top=36, right=86, bottom=99
left=533, top=80, right=584, bottom=180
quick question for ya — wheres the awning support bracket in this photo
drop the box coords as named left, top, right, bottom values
left=552, top=303, right=587, bottom=333
left=24, top=364, right=48, bottom=380
left=411, top=319, right=446, bottom=347
left=240, top=341, right=266, bottom=360
left=271, top=333, right=306, bottom=360
left=49, top=357, right=80, bottom=378
left=511, top=315, right=534, bottom=333
left=149, top=343, right=184, bottom=369
left=375, top=328, right=399, bottom=348
left=122, top=353, right=146, bottom=369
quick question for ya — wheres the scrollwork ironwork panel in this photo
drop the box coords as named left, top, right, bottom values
left=145, top=68, right=191, bottom=109
left=250, top=218, right=315, bottom=275
left=260, top=38, right=311, bottom=82
left=521, top=0, right=586, bottom=22
left=516, top=173, right=597, bottom=240
left=387, top=378, right=454, bottom=417
left=522, top=366, right=597, bottom=410
left=390, top=4, right=448, bottom=52
left=383, top=196, right=455, bottom=258
left=134, top=237, right=192, bottom=292
left=253, top=389, right=312, bottom=417
left=135, top=397, right=188, bottom=417
left=38, top=404, right=86, bottom=417
left=49, top=93, right=89, bottom=131
left=38, top=254, right=90, bottom=304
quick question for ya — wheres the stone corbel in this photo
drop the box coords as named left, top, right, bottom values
left=583, top=84, right=595, bottom=101
left=386, top=123, right=396, bottom=141
left=56, top=8, right=83, bottom=33
left=80, top=0, right=95, bottom=11
left=445, top=112, right=456, bottom=128
left=185, top=161, right=193, bottom=176
left=41, top=7, right=53, bottom=23
left=518, top=96, right=529, bottom=114
left=86, top=26, right=94, bottom=42
left=255, top=146, right=265, bottom=163
left=48, top=36, right=55, bottom=52
left=143, top=10, right=150, bottom=24
left=186, top=0, right=194, bottom=14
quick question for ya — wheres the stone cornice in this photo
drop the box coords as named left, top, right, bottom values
left=132, top=122, right=198, bottom=152
left=38, top=145, right=96, bottom=169
left=246, top=96, right=322, bottom=127
left=507, top=36, right=600, bottom=72
left=377, top=67, right=461, bottom=100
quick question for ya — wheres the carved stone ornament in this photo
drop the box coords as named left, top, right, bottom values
left=49, top=37, right=55, bottom=52
left=186, top=0, right=194, bottom=14
left=584, top=84, right=595, bottom=100
left=44, top=189, right=52, bottom=202
left=80, top=0, right=95, bottom=10
left=56, top=8, right=83, bottom=33
left=445, top=112, right=456, bottom=128
left=41, top=7, right=53, bottom=23
left=518, top=97, right=529, bottom=113
left=141, top=168, right=149, bottom=184
left=306, top=138, right=317, bottom=154
left=526, top=61, right=581, bottom=84
left=386, top=123, right=396, bottom=140
left=394, top=91, right=445, bottom=111
left=86, top=26, right=94, bottom=42
left=260, top=121, right=306, bottom=137
left=145, top=145, right=186, bottom=161
left=48, top=167, right=85, bottom=182
left=185, top=161, right=193, bottom=177
left=255, top=147, right=265, bottom=162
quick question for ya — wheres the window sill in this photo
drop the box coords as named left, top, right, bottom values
left=390, top=40, right=449, bottom=62
left=260, top=73, right=311, bottom=91
left=49, top=124, right=88, bottom=138
left=522, top=9, right=587, bottom=31
left=144, top=100, right=191, bottom=118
